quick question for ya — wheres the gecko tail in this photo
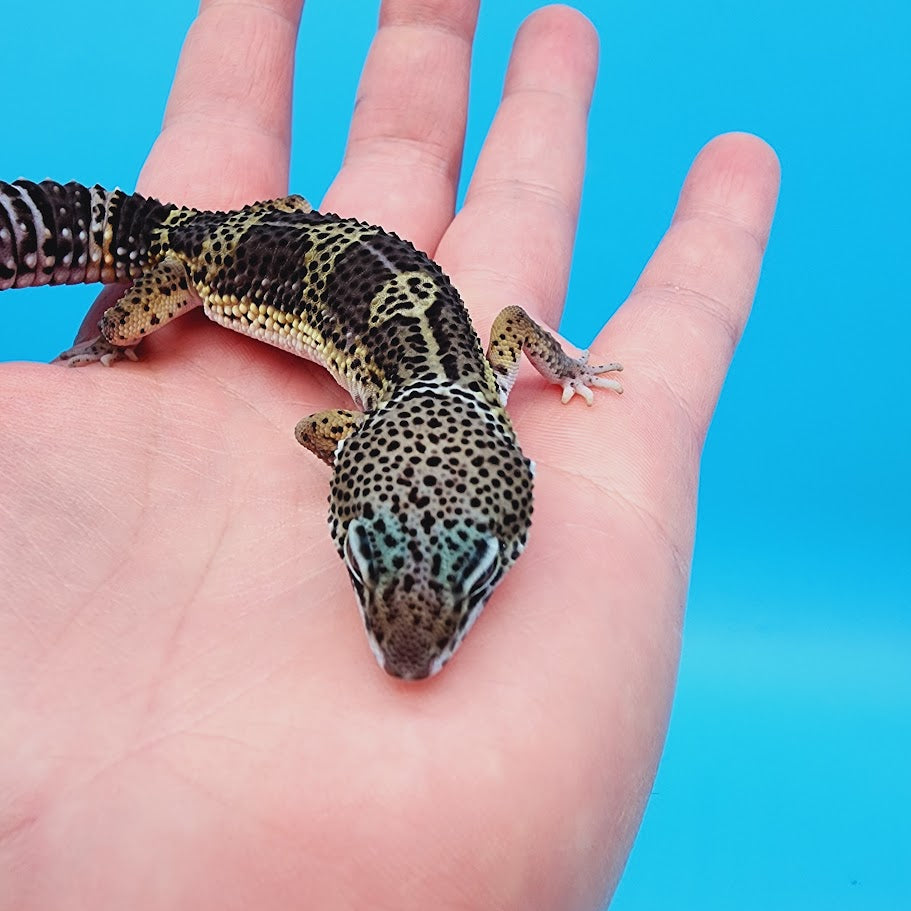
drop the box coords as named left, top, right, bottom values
left=0, top=179, right=178, bottom=291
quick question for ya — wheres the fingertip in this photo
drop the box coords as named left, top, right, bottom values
left=522, top=4, right=600, bottom=55
left=509, top=4, right=600, bottom=101
left=677, top=132, right=781, bottom=250
left=704, top=130, right=781, bottom=177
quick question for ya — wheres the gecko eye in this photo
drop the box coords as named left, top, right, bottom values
left=344, top=520, right=375, bottom=590
left=461, top=536, right=501, bottom=601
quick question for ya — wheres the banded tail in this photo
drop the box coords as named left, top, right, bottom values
left=0, top=180, right=177, bottom=291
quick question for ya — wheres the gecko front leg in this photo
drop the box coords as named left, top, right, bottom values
left=486, top=305, right=623, bottom=405
left=295, top=409, right=367, bottom=466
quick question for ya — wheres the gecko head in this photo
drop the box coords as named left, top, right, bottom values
left=328, top=386, right=534, bottom=680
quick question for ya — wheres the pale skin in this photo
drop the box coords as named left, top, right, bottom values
left=0, top=1, right=779, bottom=908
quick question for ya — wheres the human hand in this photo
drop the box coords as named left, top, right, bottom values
left=0, top=1, right=779, bottom=908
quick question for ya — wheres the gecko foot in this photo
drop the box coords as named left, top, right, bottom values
left=559, top=353, right=623, bottom=405
left=53, top=334, right=139, bottom=367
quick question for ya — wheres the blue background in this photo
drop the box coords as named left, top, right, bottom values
left=2, top=2, right=908, bottom=907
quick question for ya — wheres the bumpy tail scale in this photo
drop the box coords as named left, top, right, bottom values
left=0, top=180, right=175, bottom=291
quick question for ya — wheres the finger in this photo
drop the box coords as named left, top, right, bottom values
left=606, top=132, right=781, bottom=440
left=322, top=0, right=478, bottom=251
left=78, top=1, right=303, bottom=342
left=438, top=5, right=599, bottom=330
left=138, top=0, right=303, bottom=209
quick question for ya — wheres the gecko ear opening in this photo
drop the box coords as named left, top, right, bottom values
left=344, top=519, right=375, bottom=589
left=461, top=536, right=501, bottom=601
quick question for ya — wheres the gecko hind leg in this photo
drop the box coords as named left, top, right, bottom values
left=53, top=332, right=140, bottom=367
left=54, top=254, right=200, bottom=366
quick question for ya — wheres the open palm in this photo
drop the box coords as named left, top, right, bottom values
left=0, top=2, right=779, bottom=909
